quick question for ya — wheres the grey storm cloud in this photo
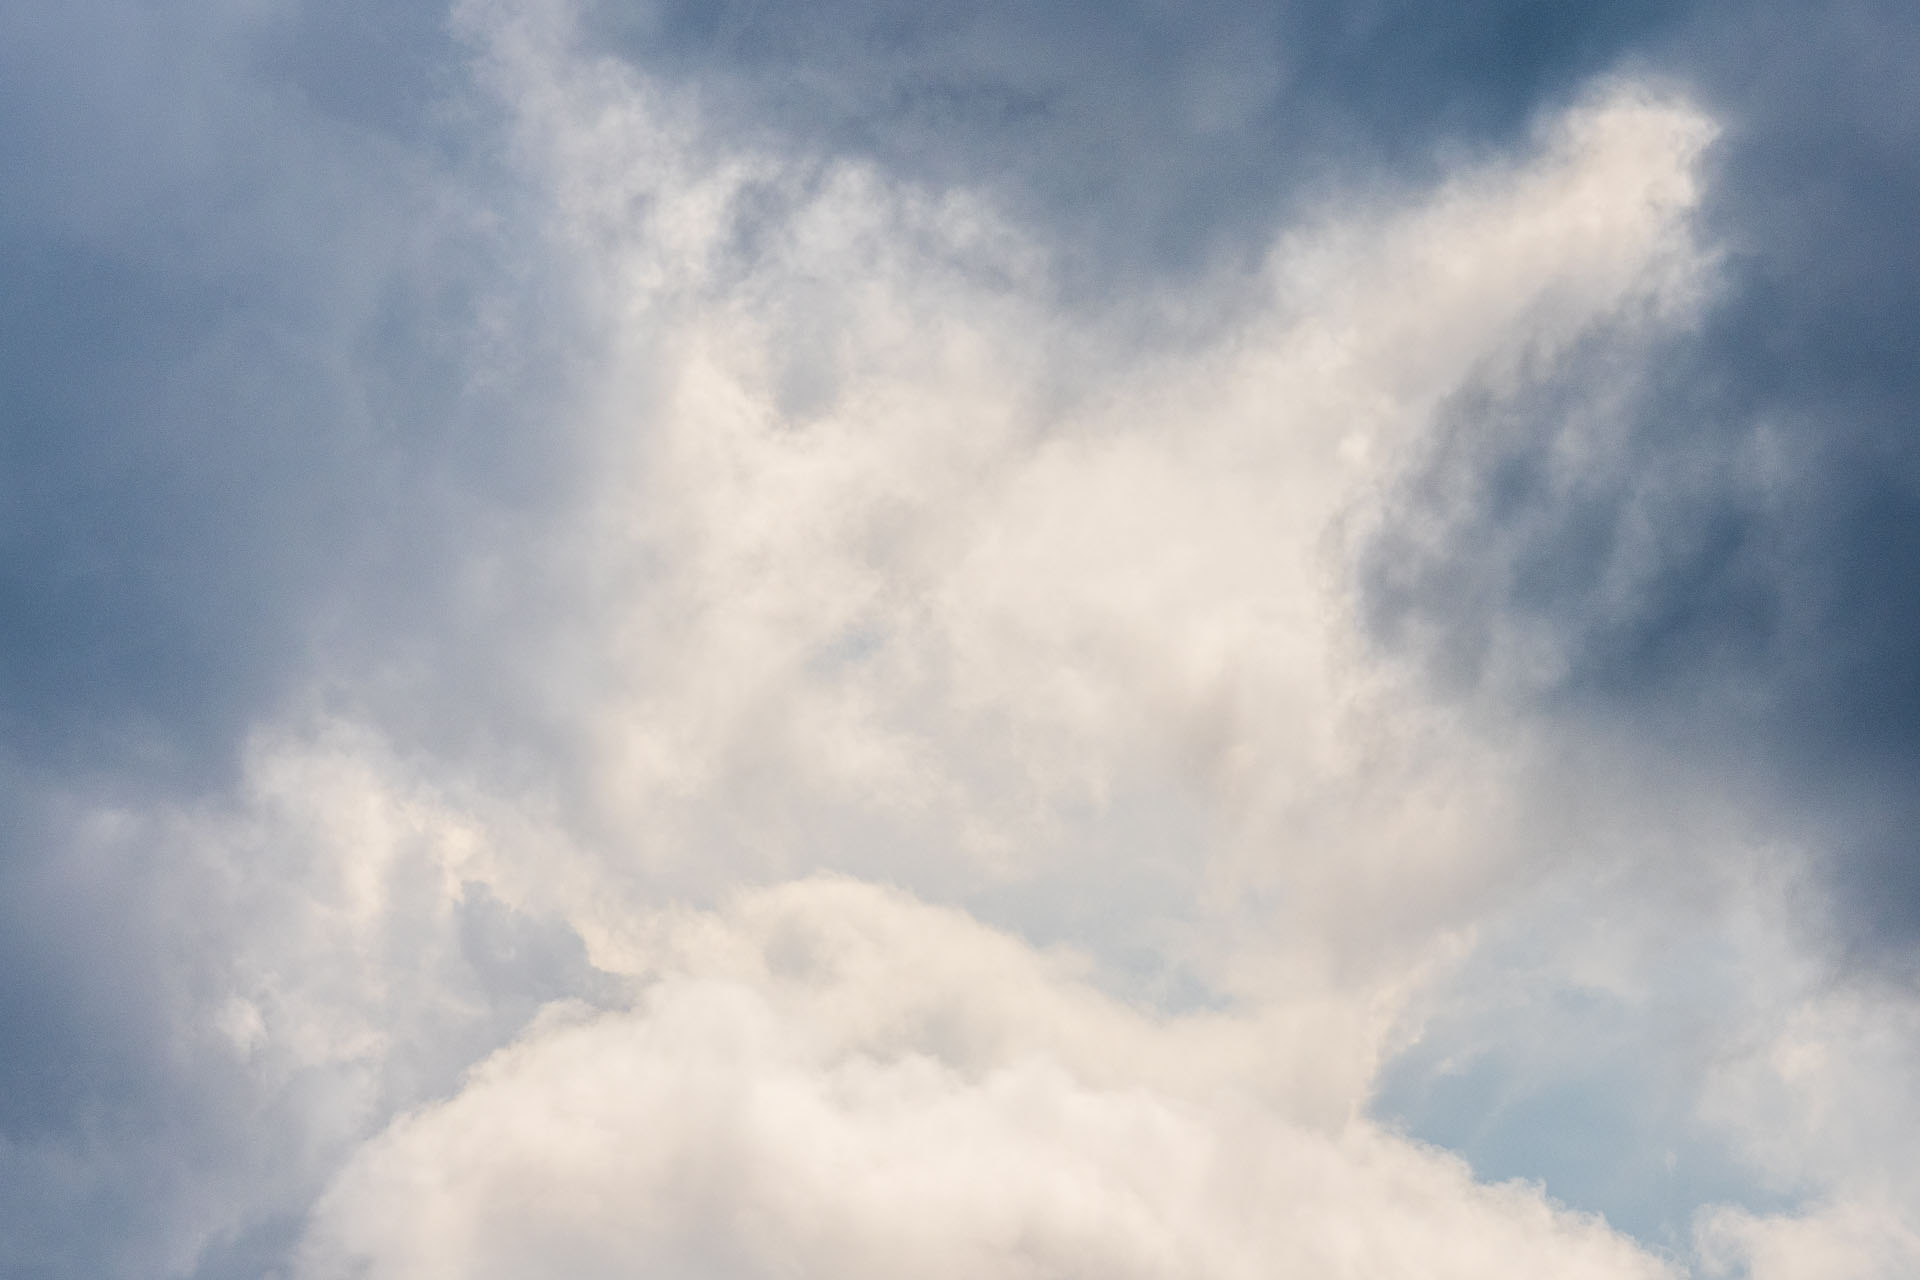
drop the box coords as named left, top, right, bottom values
left=0, top=5, right=610, bottom=1273
left=0, top=0, right=593, bottom=789
left=579, top=0, right=1680, bottom=288
left=1363, top=0, right=1920, bottom=955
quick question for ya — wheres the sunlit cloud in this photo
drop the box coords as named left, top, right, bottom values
left=5, top=2, right=1920, bottom=1278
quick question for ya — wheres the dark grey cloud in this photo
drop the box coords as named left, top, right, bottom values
left=0, top=4, right=613, bottom=1274
left=1362, top=0, right=1920, bottom=956
left=581, top=0, right=1677, bottom=292
left=0, top=0, right=594, bottom=792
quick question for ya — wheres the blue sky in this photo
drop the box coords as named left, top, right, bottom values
left=4, top=2, right=1919, bottom=1277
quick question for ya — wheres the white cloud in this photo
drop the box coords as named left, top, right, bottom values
left=1690, top=978, right=1920, bottom=1279
left=430, top=0, right=1724, bottom=1001
left=251, top=6, right=1742, bottom=1275
left=12, top=4, right=1845, bottom=1275
left=1697, top=1197, right=1920, bottom=1280
left=297, top=880, right=1673, bottom=1280
left=12, top=4, right=1916, bottom=1278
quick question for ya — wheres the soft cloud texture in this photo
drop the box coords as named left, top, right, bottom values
left=5, top=1, right=1919, bottom=1278
left=441, top=0, right=1719, bottom=938
left=296, top=882, right=1672, bottom=1280
left=1367, top=0, right=1920, bottom=953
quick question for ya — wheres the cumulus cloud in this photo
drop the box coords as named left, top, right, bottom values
left=6, top=1, right=1920, bottom=1277
left=0, top=724, right=621, bottom=1278
left=296, top=881, right=1673, bottom=1280
left=433, top=0, right=1721, bottom=967
left=278, top=7, right=1720, bottom=1276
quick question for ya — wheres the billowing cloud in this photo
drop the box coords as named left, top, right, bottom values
left=5, top=1, right=1919, bottom=1278
left=296, top=881, right=1671, bottom=1280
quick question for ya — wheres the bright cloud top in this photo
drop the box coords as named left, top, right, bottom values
left=295, top=882, right=1673, bottom=1280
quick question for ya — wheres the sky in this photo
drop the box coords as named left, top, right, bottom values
left=3, top=1, right=1919, bottom=1277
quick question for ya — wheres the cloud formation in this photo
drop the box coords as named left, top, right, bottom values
left=1365, top=0, right=1920, bottom=953
left=4, top=2, right=1919, bottom=1278
left=297, top=882, right=1671, bottom=1280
